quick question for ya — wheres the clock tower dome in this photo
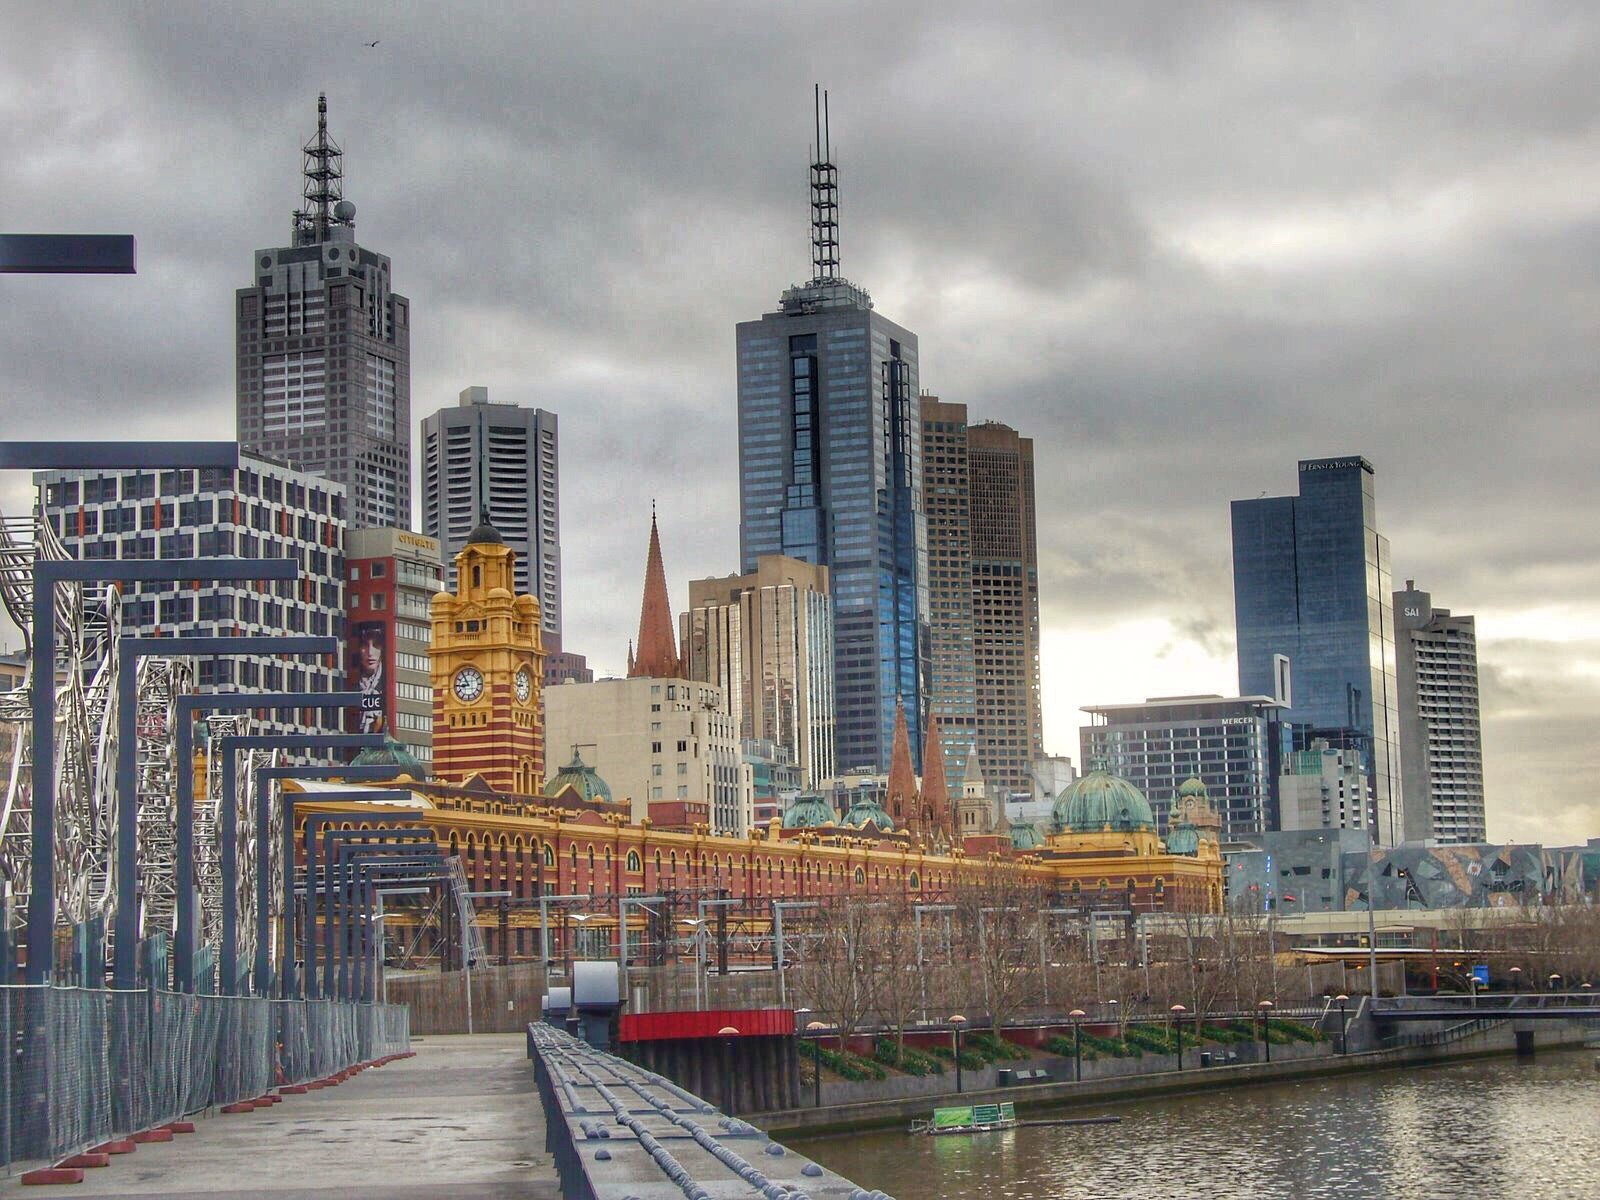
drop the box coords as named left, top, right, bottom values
left=430, top=516, right=545, bottom=791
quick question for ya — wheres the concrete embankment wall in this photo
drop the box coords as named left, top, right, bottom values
left=760, top=1020, right=1598, bottom=1136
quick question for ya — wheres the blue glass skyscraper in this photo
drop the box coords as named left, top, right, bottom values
left=1231, top=456, right=1404, bottom=841
left=736, top=90, right=929, bottom=773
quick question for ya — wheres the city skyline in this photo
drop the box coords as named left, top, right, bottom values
left=3, top=4, right=1597, bottom=844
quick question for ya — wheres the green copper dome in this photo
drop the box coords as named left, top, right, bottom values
left=1177, top=776, right=1209, bottom=799
left=1009, top=818, right=1043, bottom=851
left=547, top=750, right=612, bottom=804
left=350, top=735, right=427, bottom=778
left=841, top=795, right=895, bottom=833
left=782, top=792, right=837, bottom=829
left=1052, top=768, right=1156, bottom=833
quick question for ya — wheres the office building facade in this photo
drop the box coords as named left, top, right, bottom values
left=919, top=399, right=977, bottom=778
left=1080, top=695, right=1287, bottom=836
left=544, top=676, right=751, bottom=836
left=1278, top=739, right=1370, bottom=833
left=421, top=386, right=561, bottom=650
left=1231, top=456, right=1403, bottom=841
left=236, top=95, right=411, bottom=529
left=345, top=527, right=444, bottom=764
left=37, top=458, right=347, bottom=736
left=735, top=98, right=928, bottom=775
left=682, top=555, right=836, bottom=788
left=1395, top=581, right=1486, bottom=843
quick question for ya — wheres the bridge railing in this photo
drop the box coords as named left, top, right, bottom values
left=0, top=984, right=410, bottom=1176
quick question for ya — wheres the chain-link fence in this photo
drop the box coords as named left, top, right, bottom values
left=1, top=985, right=411, bottom=1176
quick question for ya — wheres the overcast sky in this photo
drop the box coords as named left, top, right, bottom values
left=3, top=2, right=1597, bottom=845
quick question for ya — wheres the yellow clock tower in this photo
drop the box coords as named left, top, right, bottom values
left=430, top=519, right=545, bottom=792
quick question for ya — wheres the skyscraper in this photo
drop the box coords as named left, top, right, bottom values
left=236, top=95, right=411, bottom=529
left=1231, top=456, right=1403, bottom=841
left=682, top=555, right=836, bottom=788
left=736, top=89, right=928, bottom=774
left=421, top=386, right=561, bottom=652
left=920, top=401, right=1043, bottom=794
left=1394, top=581, right=1486, bottom=844
left=968, top=419, right=1044, bottom=794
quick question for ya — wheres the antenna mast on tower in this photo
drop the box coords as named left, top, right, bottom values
left=293, top=93, right=351, bottom=246
left=810, top=85, right=840, bottom=283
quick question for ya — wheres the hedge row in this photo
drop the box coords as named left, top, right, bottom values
left=798, top=1039, right=887, bottom=1082
left=873, top=1039, right=946, bottom=1076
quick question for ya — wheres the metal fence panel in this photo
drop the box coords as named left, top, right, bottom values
left=1, top=985, right=410, bottom=1177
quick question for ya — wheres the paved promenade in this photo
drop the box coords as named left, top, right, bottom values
left=3, top=1035, right=559, bottom=1200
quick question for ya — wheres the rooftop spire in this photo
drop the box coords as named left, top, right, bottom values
left=627, top=506, right=681, bottom=678
left=809, top=84, right=839, bottom=283
left=293, top=92, right=353, bottom=246
left=885, top=697, right=917, bottom=828
left=919, top=709, right=953, bottom=844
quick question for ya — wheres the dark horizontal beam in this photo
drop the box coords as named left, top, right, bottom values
left=124, top=635, right=335, bottom=657
left=0, top=234, right=137, bottom=274
left=0, top=440, right=237, bottom=469
left=39, top=558, right=293, bottom=584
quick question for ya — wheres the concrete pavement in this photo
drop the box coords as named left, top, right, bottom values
left=3, top=1034, right=559, bottom=1200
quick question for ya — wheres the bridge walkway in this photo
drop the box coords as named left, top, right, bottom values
left=2, top=1034, right=559, bottom=1200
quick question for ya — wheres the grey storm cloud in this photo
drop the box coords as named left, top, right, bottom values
left=3, top=1, right=1599, bottom=843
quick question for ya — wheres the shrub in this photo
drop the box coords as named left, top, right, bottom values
left=966, top=1032, right=1028, bottom=1062
left=873, top=1039, right=945, bottom=1076
left=927, top=1043, right=986, bottom=1071
left=799, top=1039, right=886, bottom=1081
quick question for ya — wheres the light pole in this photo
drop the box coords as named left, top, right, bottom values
left=1549, top=973, right=1563, bottom=1008
left=1509, top=965, right=1522, bottom=996
left=1069, top=1008, right=1086, bottom=1082
left=718, top=1026, right=740, bottom=1116
left=1170, top=1004, right=1187, bottom=1070
left=1257, top=999, right=1274, bottom=1063
left=950, top=1014, right=968, bottom=1093
left=681, top=917, right=707, bottom=1010
left=1335, top=993, right=1349, bottom=1055
left=805, top=1019, right=829, bottom=1108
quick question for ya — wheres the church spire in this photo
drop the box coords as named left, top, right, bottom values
left=627, top=505, right=681, bottom=678
left=919, top=709, right=953, bottom=845
left=885, top=696, right=918, bottom=830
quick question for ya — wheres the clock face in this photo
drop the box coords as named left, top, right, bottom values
left=452, top=666, right=485, bottom=703
left=514, top=667, right=532, bottom=704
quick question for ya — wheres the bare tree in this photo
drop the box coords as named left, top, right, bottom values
left=792, top=897, right=884, bottom=1044
left=950, top=864, right=1048, bottom=1033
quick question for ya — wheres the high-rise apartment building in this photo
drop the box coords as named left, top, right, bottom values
left=422, top=386, right=561, bottom=650
left=736, top=92, right=928, bottom=774
left=345, top=528, right=443, bottom=764
left=682, top=554, right=836, bottom=788
left=1231, top=456, right=1403, bottom=842
left=1081, top=695, right=1288, bottom=836
left=236, top=95, right=411, bottom=529
left=919, top=402, right=1043, bottom=793
left=37, top=459, right=347, bottom=737
left=1395, top=581, right=1486, bottom=843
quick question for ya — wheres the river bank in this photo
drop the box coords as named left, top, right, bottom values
left=757, top=1017, right=1596, bottom=1135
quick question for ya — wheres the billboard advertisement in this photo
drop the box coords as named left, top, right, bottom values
left=348, top=619, right=388, bottom=735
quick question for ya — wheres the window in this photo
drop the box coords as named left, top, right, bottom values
left=626, top=851, right=641, bottom=873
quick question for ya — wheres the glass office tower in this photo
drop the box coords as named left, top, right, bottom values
left=1231, top=456, right=1403, bottom=842
left=735, top=94, right=928, bottom=772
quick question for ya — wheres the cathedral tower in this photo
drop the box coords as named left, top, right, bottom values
left=431, top=518, right=545, bottom=791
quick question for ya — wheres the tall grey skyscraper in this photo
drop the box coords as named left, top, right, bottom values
left=1395, top=581, right=1486, bottom=844
left=236, top=95, right=411, bottom=529
left=736, top=89, right=929, bottom=774
left=421, top=386, right=561, bottom=649
left=1231, top=456, right=1403, bottom=841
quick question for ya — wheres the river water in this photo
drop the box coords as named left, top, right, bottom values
left=795, top=1050, right=1600, bottom=1199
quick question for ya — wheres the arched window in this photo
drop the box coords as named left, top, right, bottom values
left=627, top=850, right=642, bottom=873
left=909, top=870, right=921, bottom=890
left=670, top=850, right=679, bottom=874
left=587, top=846, right=596, bottom=872
left=853, top=867, right=865, bottom=885
left=653, top=850, right=662, bottom=876
left=1070, top=880, right=1081, bottom=896
left=543, top=843, right=555, bottom=868
left=604, top=847, right=613, bottom=872
left=569, top=845, right=578, bottom=872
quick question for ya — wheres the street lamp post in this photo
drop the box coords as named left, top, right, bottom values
left=1170, top=1004, right=1187, bottom=1070
left=1335, top=993, right=1349, bottom=1055
left=950, top=1014, right=968, bottom=1093
left=1509, top=966, right=1522, bottom=996
left=1069, top=1008, right=1087, bottom=1082
left=1257, top=999, right=1274, bottom=1063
